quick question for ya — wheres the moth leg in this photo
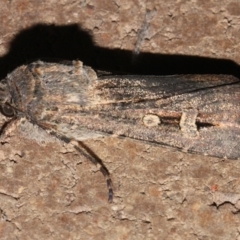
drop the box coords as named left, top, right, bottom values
left=76, top=141, right=113, bottom=203
left=0, top=116, right=18, bottom=139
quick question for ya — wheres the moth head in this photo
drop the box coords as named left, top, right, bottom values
left=0, top=80, right=15, bottom=117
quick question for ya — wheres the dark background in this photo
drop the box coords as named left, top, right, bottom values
left=1, top=24, right=239, bottom=79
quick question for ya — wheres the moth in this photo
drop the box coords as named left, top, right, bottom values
left=0, top=60, right=240, bottom=202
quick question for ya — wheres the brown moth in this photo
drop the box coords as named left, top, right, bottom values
left=1, top=60, right=240, bottom=202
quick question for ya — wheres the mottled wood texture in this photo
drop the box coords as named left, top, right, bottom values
left=1, top=1, right=240, bottom=239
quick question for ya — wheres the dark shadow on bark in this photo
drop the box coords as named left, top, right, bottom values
left=0, top=23, right=239, bottom=79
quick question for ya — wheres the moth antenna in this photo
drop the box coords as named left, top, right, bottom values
left=40, top=126, right=114, bottom=203
left=0, top=80, right=8, bottom=104
left=77, top=141, right=113, bottom=203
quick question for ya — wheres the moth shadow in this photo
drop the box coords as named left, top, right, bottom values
left=0, top=23, right=240, bottom=79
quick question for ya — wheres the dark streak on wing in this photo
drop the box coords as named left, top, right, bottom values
left=96, top=74, right=240, bottom=102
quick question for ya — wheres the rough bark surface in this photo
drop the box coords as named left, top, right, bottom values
left=1, top=1, right=240, bottom=239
